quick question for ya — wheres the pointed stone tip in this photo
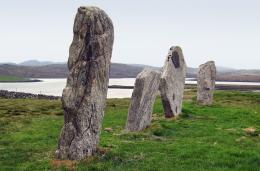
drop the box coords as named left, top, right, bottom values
left=78, top=6, right=87, bottom=13
left=78, top=6, right=102, bottom=13
left=137, top=68, right=162, bottom=79
left=169, top=46, right=182, bottom=51
left=199, top=61, right=216, bottom=68
left=206, top=60, right=215, bottom=64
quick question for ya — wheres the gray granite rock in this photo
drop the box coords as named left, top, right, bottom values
left=126, top=68, right=161, bottom=131
left=159, top=46, right=187, bottom=118
left=56, top=6, right=114, bottom=160
left=197, top=61, right=216, bottom=105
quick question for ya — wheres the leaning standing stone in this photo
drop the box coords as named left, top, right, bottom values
left=56, top=6, right=114, bottom=160
left=197, top=61, right=216, bottom=105
left=160, top=46, right=187, bottom=118
left=126, top=68, right=161, bottom=131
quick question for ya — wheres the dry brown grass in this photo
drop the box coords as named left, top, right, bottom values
left=243, top=127, right=257, bottom=135
left=51, top=159, right=78, bottom=170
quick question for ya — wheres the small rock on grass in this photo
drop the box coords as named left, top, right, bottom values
left=104, top=127, right=113, bottom=132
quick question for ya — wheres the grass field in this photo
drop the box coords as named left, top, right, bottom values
left=0, top=90, right=259, bottom=170
left=0, top=75, right=30, bottom=82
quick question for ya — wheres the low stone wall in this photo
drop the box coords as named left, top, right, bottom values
left=0, top=90, right=60, bottom=100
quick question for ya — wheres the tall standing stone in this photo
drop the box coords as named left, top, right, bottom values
left=56, top=6, right=114, bottom=160
left=197, top=61, right=216, bottom=105
left=126, top=68, right=161, bottom=131
left=160, top=46, right=187, bottom=118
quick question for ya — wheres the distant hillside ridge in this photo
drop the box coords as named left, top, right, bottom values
left=19, top=60, right=65, bottom=66
left=0, top=60, right=259, bottom=81
left=0, top=63, right=160, bottom=78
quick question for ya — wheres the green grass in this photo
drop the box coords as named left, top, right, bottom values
left=0, top=90, right=259, bottom=170
left=0, top=75, right=29, bottom=82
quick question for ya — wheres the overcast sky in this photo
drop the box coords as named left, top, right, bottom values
left=0, top=0, right=259, bottom=69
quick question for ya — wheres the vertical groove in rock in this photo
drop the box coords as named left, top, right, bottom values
left=56, top=6, right=114, bottom=160
left=159, top=46, right=187, bottom=118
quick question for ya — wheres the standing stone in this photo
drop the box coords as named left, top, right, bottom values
left=159, top=46, right=187, bottom=118
left=126, top=68, right=161, bottom=131
left=197, top=61, right=216, bottom=105
left=56, top=6, right=114, bottom=160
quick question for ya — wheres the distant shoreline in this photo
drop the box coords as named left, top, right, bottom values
left=0, top=75, right=42, bottom=83
left=187, top=78, right=260, bottom=83
left=0, top=84, right=259, bottom=100
left=1, top=62, right=260, bottom=82
left=2, top=77, right=260, bottom=83
left=109, top=84, right=260, bottom=91
left=34, top=77, right=260, bottom=83
left=0, top=79, right=42, bottom=83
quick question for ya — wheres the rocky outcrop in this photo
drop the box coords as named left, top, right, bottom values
left=126, top=68, right=161, bottom=131
left=0, top=90, right=59, bottom=100
left=56, top=6, right=114, bottom=160
left=197, top=61, right=216, bottom=105
left=159, top=46, right=187, bottom=118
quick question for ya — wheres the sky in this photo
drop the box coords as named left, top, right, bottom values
left=0, top=0, right=259, bottom=69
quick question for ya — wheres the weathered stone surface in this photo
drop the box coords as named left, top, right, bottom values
left=126, top=68, right=161, bottom=131
left=56, top=6, right=114, bottom=160
left=159, top=46, right=187, bottom=118
left=197, top=61, right=216, bottom=105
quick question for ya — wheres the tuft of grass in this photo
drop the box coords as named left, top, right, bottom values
left=0, top=90, right=260, bottom=170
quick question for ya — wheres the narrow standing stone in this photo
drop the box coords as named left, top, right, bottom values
left=126, top=68, right=161, bottom=131
left=159, top=46, right=187, bottom=118
left=197, top=61, right=216, bottom=105
left=56, top=6, right=114, bottom=160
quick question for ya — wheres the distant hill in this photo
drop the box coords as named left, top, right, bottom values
left=0, top=60, right=259, bottom=81
left=0, top=62, right=16, bottom=65
left=217, top=66, right=236, bottom=73
left=0, top=64, right=67, bottom=78
left=110, top=63, right=147, bottom=78
left=0, top=63, right=156, bottom=78
left=19, top=60, right=65, bottom=66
